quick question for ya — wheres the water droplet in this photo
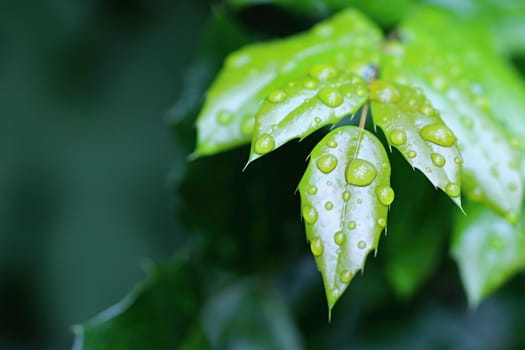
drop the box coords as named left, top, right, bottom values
left=317, top=154, right=338, bottom=174
left=431, top=153, right=446, bottom=167
left=342, top=191, right=351, bottom=202
left=340, top=270, right=352, bottom=284
left=309, top=64, right=337, bottom=81
left=334, top=231, right=345, bottom=245
left=357, top=198, right=363, bottom=204
left=254, top=134, right=276, bottom=155
left=318, top=88, right=344, bottom=108
left=454, top=157, right=463, bottom=164
left=314, top=116, right=322, bottom=125
left=425, top=167, right=432, bottom=173
left=356, top=87, right=367, bottom=97
left=345, top=159, right=377, bottom=186
left=377, top=217, right=386, bottom=227
left=445, top=182, right=460, bottom=197
left=307, top=185, right=318, bottom=195
left=407, top=150, right=417, bottom=158
left=370, top=81, right=401, bottom=103
left=327, top=139, right=338, bottom=148
left=303, top=79, right=317, bottom=89
left=302, top=205, right=318, bottom=224
left=376, top=186, right=395, bottom=206
left=389, top=129, right=407, bottom=146
left=347, top=221, right=356, bottom=230
left=241, top=115, right=255, bottom=135
left=419, top=123, right=456, bottom=146
left=217, top=110, right=234, bottom=125
left=407, top=98, right=417, bottom=107
left=357, top=240, right=367, bottom=249
left=470, top=187, right=483, bottom=200
left=310, top=237, right=324, bottom=256
left=419, top=105, right=436, bottom=116
left=267, top=90, right=287, bottom=103
left=431, top=75, right=448, bottom=91
left=325, top=201, right=334, bottom=210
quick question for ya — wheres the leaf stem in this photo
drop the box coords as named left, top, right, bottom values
left=359, top=103, right=369, bottom=129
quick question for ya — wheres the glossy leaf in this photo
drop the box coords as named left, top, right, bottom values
left=451, top=203, right=525, bottom=306
left=381, top=7, right=523, bottom=221
left=72, top=253, right=205, bottom=350
left=298, top=126, right=392, bottom=311
left=370, top=80, right=462, bottom=207
left=248, top=69, right=368, bottom=163
left=195, top=9, right=382, bottom=156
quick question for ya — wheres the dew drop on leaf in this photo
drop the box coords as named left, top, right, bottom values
left=303, top=79, right=318, bottom=89
left=267, top=89, right=287, bottom=103
left=307, top=185, right=318, bottom=195
left=240, top=115, right=255, bottom=136
left=345, top=159, right=377, bottom=186
left=325, top=201, right=334, bottom=210
left=357, top=240, right=367, bottom=249
left=316, top=154, right=338, bottom=174
left=253, top=133, right=276, bottom=155
left=431, top=153, right=446, bottom=167
left=217, top=110, right=234, bottom=125
left=407, top=150, right=417, bottom=158
left=419, top=123, right=456, bottom=147
left=377, top=217, right=386, bottom=227
left=302, top=205, right=318, bottom=224
left=309, top=64, right=337, bottom=81
left=327, top=139, right=338, bottom=148
left=310, top=237, right=324, bottom=256
left=334, top=231, right=345, bottom=245
left=445, top=182, right=460, bottom=197
left=389, top=129, right=407, bottom=145
left=347, top=221, right=357, bottom=230
left=317, top=87, right=344, bottom=108
left=375, top=186, right=395, bottom=206
left=342, top=190, right=351, bottom=202
left=340, top=270, right=352, bottom=284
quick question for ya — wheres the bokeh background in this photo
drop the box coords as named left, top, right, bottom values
left=2, top=0, right=525, bottom=349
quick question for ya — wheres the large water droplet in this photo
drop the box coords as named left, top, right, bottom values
left=340, top=270, right=352, bottom=284
left=317, top=154, right=338, bottom=174
left=420, top=123, right=456, bottom=146
left=310, top=237, right=324, bottom=256
left=267, top=90, right=287, bottom=103
left=376, top=186, right=395, bottom=206
left=334, top=231, right=345, bottom=245
left=342, top=191, right=351, bottom=202
left=217, top=110, right=234, bottom=125
left=318, top=88, right=343, bottom=108
left=389, top=129, right=407, bottom=146
left=302, top=205, right=318, bottom=224
left=307, top=185, right=318, bottom=195
left=303, top=79, right=318, bottom=89
left=254, top=134, right=276, bottom=155
left=309, top=64, right=337, bottom=81
left=445, top=182, right=460, bottom=197
left=345, top=159, right=377, bottom=186
left=325, top=201, right=334, bottom=210
left=431, top=153, right=446, bottom=167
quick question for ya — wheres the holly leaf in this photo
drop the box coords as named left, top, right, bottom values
left=451, top=203, right=525, bottom=306
left=370, top=80, right=462, bottom=207
left=298, top=126, right=392, bottom=311
left=248, top=69, right=368, bottom=163
left=382, top=7, right=523, bottom=221
left=195, top=9, right=382, bottom=157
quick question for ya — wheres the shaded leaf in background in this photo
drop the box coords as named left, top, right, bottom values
left=381, top=7, right=523, bottom=221
left=298, top=126, right=392, bottom=311
left=451, top=203, right=525, bottom=306
left=248, top=69, right=368, bottom=164
left=370, top=80, right=462, bottom=207
left=195, top=9, right=382, bottom=156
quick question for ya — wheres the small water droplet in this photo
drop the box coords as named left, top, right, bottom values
left=217, top=110, right=234, bottom=125
left=431, top=75, right=448, bottom=91
left=431, top=153, right=446, bottom=167
left=334, top=231, right=345, bottom=245
left=370, top=81, right=401, bottom=103
left=407, top=98, right=417, bottom=107
left=314, top=116, right=322, bottom=125
left=419, top=104, right=436, bottom=116
left=318, top=88, right=344, bottom=108
left=325, top=201, right=334, bottom=210
left=327, top=139, right=338, bottom=148
left=377, top=217, right=386, bottom=227
left=454, top=157, right=463, bottom=164
left=340, top=270, right=352, bottom=284
left=345, top=159, right=377, bottom=186
left=419, top=123, right=456, bottom=147
left=309, top=64, right=337, bottom=81
left=357, top=198, right=363, bottom=204
left=357, top=240, right=367, bottom=249
left=254, top=134, right=276, bottom=155
left=356, top=87, right=367, bottom=97
left=310, top=237, right=324, bottom=256
left=376, top=186, right=395, bottom=206
left=267, top=90, right=287, bottom=103
left=445, top=182, right=460, bottom=197
left=317, top=154, right=338, bottom=174
left=407, top=150, right=417, bottom=158
left=347, top=221, right=356, bottom=230
left=389, top=129, right=407, bottom=146
left=241, top=115, right=255, bottom=135
left=303, top=79, right=317, bottom=89
left=302, top=205, right=318, bottom=224
left=307, top=185, right=318, bottom=195
left=342, top=191, right=351, bottom=202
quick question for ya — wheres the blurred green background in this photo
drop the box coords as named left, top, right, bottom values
left=2, top=0, right=525, bottom=349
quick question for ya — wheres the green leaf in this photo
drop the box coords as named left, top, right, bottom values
left=298, top=126, right=392, bottom=311
left=72, top=253, right=204, bottom=350
left=195, top=9, right=382, bottom=156
left=248, top=69, right=368, bottom=163
left=382, top=7, right=523, bottom=221
left=370, top=80, right=462, bottom=207
left=201, top=279, right=303, bottom=350
left=451, top=203, right=525, bottom=306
